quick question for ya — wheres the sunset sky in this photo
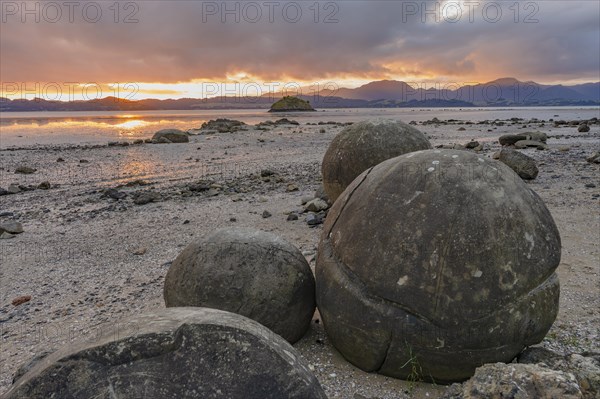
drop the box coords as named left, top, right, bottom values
left=1, top=0, right=599, bottom=100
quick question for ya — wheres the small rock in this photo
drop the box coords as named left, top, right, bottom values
left=189, top=183, right=210, bottom=192
left=262, top=210, right=272, bottom=218
left=585, top=183, right=596, bottom=188
left=104, top=188, right=127, bottom=200
left=37, top=181, right=51, bottom=190
left=305, top=198, right=329, bottom=212
left=464, top=140, right=480, bottom=149
left=499, top=149, right=539, bottom=180
left=15, top=166, right=36, bottom=174
left=11, top=295, right=32, bottom=306
left=518, top=347, right=600, bottom=398
left=56, top=158, right=65, bottom=162
left=79, top=159, right=89, bottom=163
left=586, top=152, right=600, bottom=164
left=306, top=213, right=323, bottom=226
left=0, top=232, right=15, bottom=239
left=206, top=188, right=220, bottom=197
left=0, top=221, right=24, bottom=235
left=314, top=185, right=330, bottom=204
left=286, top=184, right=299, bottom=192
left=441, top=362, right=583, bottom=399
left=458, top=127, right=466, bottom=131
left=132, top=247, right=147, bottom=256
left=0, top=188, right=8, bottom=196
left=578, top=124, right=590, bottom=132
left=133, top=191, right=161, bottom=205
left=287, top=213, right=299, bottom=221
left=152, top=129, right=189, bottom=143
left=8, top=184, right=21, bottom=194
left=515, top=140, right=548, bottom=150
left=261, top=169, right=275, bottom=177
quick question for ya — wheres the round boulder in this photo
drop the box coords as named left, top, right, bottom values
left=321, top=119, right=432, bottom=202
left=316, top=149, right=561, bottom=382
left=164, top=228, right=315, bottom=343
left=4, top=308, right=327, bottom=399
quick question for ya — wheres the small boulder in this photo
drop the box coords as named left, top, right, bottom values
left=152, top=129, right=189, bottom=143
left=442, top=363, right=583, bottom=399
left=15, top=166, right=36, bottom=174
left=133, top=191, right=162, bottom=205
left=314, top=185, right=330, bottom=205
left=586, top=152, right=600, bottom=164
left=37, top=181, right=51, bottom=190
left=104, top=188, right=127, bottom=200
left=305, top=198, right=329, bottom=212
left=518, top=347, right=600, bottom=398
left=7, top=184, right=21, bottom=194
left=164, top=228, right=316, bottom=344
left=578, top=124, right=590, bottom=132
left=499, top=134, right=527, bottom=146
left=0, top=221, right=24, bottom=235
left=4, top=308, right=327, bottom=399
left=200, top=119, right=246, bottom=133
left=499, top=149, right=539, bottom=180
left=306, top=213, right=323, bottom=226
left=514, top=139, right=548, bottom=150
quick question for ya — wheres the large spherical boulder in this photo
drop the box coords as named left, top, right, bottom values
left=316, top=149, right=561, bottom=383
left=164, top=228, right=315, bottom=343
left=4, top=308, right=327, bottom=399
left=321, top=119, right=431, bottom=202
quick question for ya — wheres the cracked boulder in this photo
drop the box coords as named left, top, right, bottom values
left=4, top=308, right=327, bottom=399
left=321, top=119, right=432, bottom=203
left=316, top=149, right=561, bottom=383
left=164, top=228, right=315, bottom=343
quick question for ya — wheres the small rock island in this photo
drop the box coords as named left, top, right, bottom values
left=269, top=96, right=316, bottom=112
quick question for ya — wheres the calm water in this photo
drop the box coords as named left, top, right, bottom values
left=1, top=107, right=599, bottom=148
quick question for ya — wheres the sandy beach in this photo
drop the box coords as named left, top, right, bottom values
left=0, top=113, right=599, bottom=398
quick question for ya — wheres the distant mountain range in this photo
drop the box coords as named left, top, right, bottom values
left=1, top=78, right=598, bottom=111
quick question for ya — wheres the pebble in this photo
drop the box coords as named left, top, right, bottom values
left=262, top=210, right=272, bottom=218
left=306, top=213, right=323, bottom=226
left=132, top=247, right=147, bottom=256
left=37, top=181, right=51, bottom=190
left=0, top=221, right=24, bottom=235
left=11, top=295, right=32, bottom=306
left=14, top=166, right=37, bottom=174
left=287, top=213, right=299, bottom=221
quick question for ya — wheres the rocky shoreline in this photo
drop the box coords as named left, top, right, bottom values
left=0, top=116, right=598, bottom=398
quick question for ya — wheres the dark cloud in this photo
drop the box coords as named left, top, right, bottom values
left=1, top=0, right=598, bottom=86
